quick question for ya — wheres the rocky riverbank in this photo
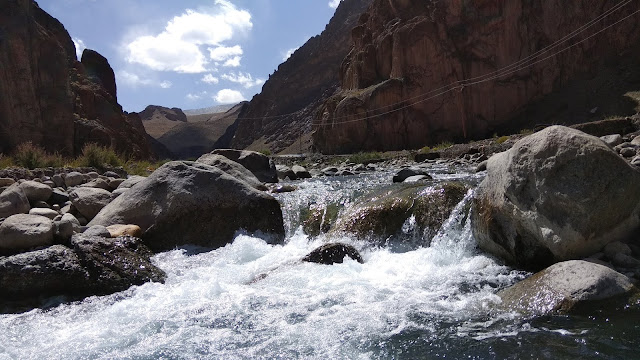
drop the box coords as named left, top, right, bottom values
left=2, top=124, right=640, bottom=315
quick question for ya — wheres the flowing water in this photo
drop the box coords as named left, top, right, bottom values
left=0, top=165, right=638, bottom=359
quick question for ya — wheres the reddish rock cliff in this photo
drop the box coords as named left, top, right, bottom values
left=0, top=0, right=153, bottom=158
left=313, top=0, right=640, bottom=153
left=223, top=0, right=373, bottom=153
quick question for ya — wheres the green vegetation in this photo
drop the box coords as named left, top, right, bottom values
left=1, top=142, right=169, bottom=176
left=347, top=151, right=386, bottom=164
left=420, top=141, right=454, bottom=153
left=259, top=149, right=272, bottom=156
left=495, top=136, right=510, bottom=144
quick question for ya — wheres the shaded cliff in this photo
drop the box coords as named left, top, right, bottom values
left=224, top=0, right=373, bottom=153
left=0, top=0, right=153, bottom=158
left=313, top=0, right=640, bottom=153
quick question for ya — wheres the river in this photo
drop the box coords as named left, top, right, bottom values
left=0, top=165, right=638, bottom=359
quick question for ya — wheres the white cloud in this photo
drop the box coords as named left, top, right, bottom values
left=223, top=56, right=242, bottom=67
left=201, top=74, right=220, bottom=84
left=221, top=72, right=264, bottom=88
left=73, top=38, right=86, bottom=59
left=214, top=89, right=245, bottom=104
left=208, top=45, right=243, bottom=61
left=282, top=47, right=298, bottom=61
left=125, top=1, right=252, bottom=73
left=117, top=70, right=171, bottom=89
left=329, top=0, right=342, bottom=9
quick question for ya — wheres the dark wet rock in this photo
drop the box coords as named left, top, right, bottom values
left=0, top=214, right=54, bottom=254
left=48, top=189, right=70, bottom=205
left=210, top=149, right=278, bottom=183
left=276, top=165, right=297, bottom=180
left=498, top=260, right=637, bottom=316
left=70, top=234, right=165, bottom=295
left=415, top=152, right=440, bottom=162
left=301, top=203, right=341, bottom=237
left=89, top=161, right=285, bottom=252
left=0, top=183, right=30, bottom=218
left=271, top=185, right=297, bottom=194
left=473, top=126, right=640, bottom=271
left=392, top=167, right=432, bottom=183
left=302, top=243, right=364, bottom=265
left=334, top=182, right=468, bottom=245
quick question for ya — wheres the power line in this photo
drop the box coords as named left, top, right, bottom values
left=312, top=5, right=640, bottom=127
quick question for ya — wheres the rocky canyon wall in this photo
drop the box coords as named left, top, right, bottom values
left=313, top=0, right=640, bottom=153
left=0, top=0, right=153, bottom=158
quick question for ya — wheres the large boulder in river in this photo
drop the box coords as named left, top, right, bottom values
left=195, top=153, right=266, bottom=190
left=210, top=149, right=278, bottom=183
left=333, top=182, right=468, bottom=246
left=0, top=183, right=30, bottom=218
left=472, top=126, right=640, bottom=270
left=498, top=260, right=637, bottom=316
left=69, top=187, right=113, bottom=221
left=88, top=161, right=285, bottom=251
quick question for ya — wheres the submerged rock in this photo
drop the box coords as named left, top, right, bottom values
left=473, top=126, right=640, bottom=270
left=498, top=260, right=637, bottom=316
left=333, top=182, right=468, bottom=245
left=89, top=161, right=285, bottom=252
left=303, top=243, right=364, bottom=265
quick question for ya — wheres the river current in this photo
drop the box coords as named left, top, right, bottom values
left=0, top=165, right=638, bottom=359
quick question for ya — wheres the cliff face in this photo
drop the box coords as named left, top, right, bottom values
left=224, top=0, right=373, bottom=153
left=313, top=0, right=640, bottom=153
left=0, top=0, right=153, bottom=158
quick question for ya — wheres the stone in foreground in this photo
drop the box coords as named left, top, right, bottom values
left=498, top=260, right=636, bottom=316
left=472, top=126, right=640, bottom=270
left=0, top=214, right=54, bottom=253
left=89, top=161, right=285, bottom=251
left=303, top=243, right=364, bottom=265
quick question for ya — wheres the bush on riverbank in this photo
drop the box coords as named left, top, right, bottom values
left=1, top=143, right=168, bottom=176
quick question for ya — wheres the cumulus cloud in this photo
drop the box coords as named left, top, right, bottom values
left=201, top=74, right=220, bottom=84
left=222, top=56, right=242, bottom=67
left=328, top=0, right=342, bottom=8
left=72, top=38, right=86, bottom=59
left=117, top=70, right=171, bottom=89
left=221, top=72, right=264, bottom=88
left=186, top=91, right=208, bottom=101
left=125, top=1, right=252, bottom=73
left=214, top=89, right=245, bottom=104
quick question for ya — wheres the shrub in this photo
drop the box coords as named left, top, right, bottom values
left=75, top=143, right=124, bottom=170
left=432, top=142, right=453, bottom=151
left=347, top=151, right=385, bottom=164
left=0, top=154, right=14, bottom=169
left=13, top=142, right=47, bottom=169
left=495, top=136, right=510, bottom=144
left=519, top=129, right=534, bottom=136
left=259, top=149, right=272, bottom=156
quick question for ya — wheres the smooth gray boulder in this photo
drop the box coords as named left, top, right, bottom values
left=55, top=213, right=81, bottom=240
left=117, top=175, right=147, bottom=189
left=600, top=134, right=623, bottom=147
left=89, top=161, right=285, bottom=252
left=0, top=214, right=54, bottom=253
left=472, top=126, right=640, bottom=270
left=18, top=181, right=52, bottom=203
left=0, top=183, right=30, bottom=218
left=292, top=165, right=311, bottom=179
left=83, top=225, right=111, bottom=237
left=196, top=153, right=266, bottom=190
left=69, top=188, right=113, bottom=221
left=80, top=178, right=111, bottom=191
left=498, top=260, right=637, bottom=316
left=64, top=172, right=85, bottom=187
left=0, top=178, right=15, bottom=187
left=211, top=149, right=278, bottom=183
left=29, top=208, right=59, bottom=220
left=276, top=165, right=297, bottom=180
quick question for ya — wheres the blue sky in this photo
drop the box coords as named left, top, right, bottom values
left=37, top=0, right=345, bottom=112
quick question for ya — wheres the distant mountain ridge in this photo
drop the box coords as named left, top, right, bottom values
left=184, top=104, right=236, bottom=116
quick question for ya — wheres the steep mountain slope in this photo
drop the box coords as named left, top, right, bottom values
left=313, top=0, right=640, bottom=153
left=0, top=0, right=153, bottom=158
left=222, top=0, right=373, bottom=153
left=140, top=105, right=188, bottom=139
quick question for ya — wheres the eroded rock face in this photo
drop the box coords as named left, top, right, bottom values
left=472, top=126, right=640, bottom=270
left=88, top=161, right=285, bottom=252
left=0, top=0, right=153, bottom=158
left=313, top=0, right=640, bottom=153
left=222, top=0, right=373, bottom=153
